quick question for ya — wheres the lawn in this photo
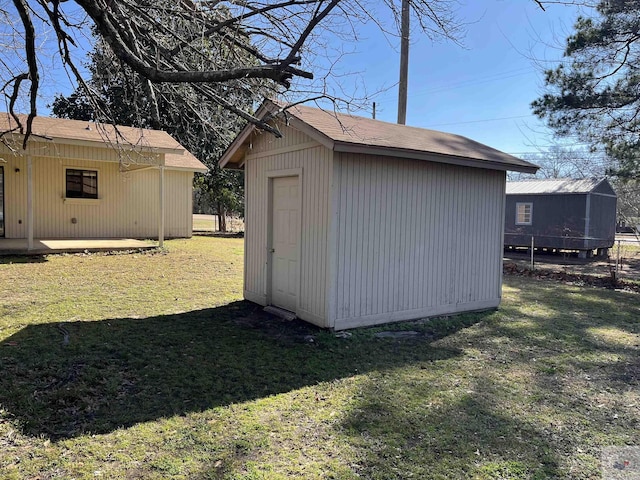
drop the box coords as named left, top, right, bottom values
left=1, top=237, right=638, bottom=479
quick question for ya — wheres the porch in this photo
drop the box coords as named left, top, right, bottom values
left=0, top=238, right=156, bottom=256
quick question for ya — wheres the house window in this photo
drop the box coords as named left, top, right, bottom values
left=516, top=202, right=532, bottom=225
left=66, top=169, right=98, bottom=199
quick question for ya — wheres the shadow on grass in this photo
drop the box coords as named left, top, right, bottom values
left=0, top=254, right=47, bottom=264
left=336, top=277, right=640, bottom=479
left=0, top=301, right=476, bottom=440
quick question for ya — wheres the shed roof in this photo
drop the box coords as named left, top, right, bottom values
left=220, top=101, right=538, bottom=173
left=506, top=178, right=613, bottom=195
left=0, top=113, right=207, bottom=172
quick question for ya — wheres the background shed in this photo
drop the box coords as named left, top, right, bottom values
left=504, top=178, right=617, bottom=258
left=220, top=101, right=537, bottom=330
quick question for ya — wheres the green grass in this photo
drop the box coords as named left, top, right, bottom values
left=193, top=215, right=244, bottom=232
left=1, top=237, right=639, bottom=479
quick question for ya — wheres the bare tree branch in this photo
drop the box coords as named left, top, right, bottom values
left=11, top=0, right=38, bottom=148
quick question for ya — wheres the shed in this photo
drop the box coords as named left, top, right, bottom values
left=504, top=178, right=617, bottom=258
left=0, top=114, right=207, bottom=248
left=220, top=101, right=537, bottom=330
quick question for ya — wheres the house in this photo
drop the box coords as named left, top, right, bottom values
left=219, top=101, right=537, bottom=330
left=0, top=114, right=207, bottom=249
left=505, top=178, right=617, bottom=258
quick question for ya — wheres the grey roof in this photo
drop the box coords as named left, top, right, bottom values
left=220, top=101, right=538, bottom=173
left=506, top=178, right=607, bottom=195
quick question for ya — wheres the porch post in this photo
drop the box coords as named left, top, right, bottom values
left=27, top=155, right=33, bottom=250
left=158, top=166, right=165, bottom=248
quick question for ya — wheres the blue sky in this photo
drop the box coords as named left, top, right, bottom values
left=36, top=1, right=587, bottom=159
left=318, top=1, right=588, bottom=157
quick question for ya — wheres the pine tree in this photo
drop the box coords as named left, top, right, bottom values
left=532, top=1, right=640, bottom=177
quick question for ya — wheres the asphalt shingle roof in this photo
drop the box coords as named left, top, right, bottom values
left=282, top=103, right=536, bottom=171
left=0, top=113, right=207, bottom=172
left=220, top=101, right=538, bottom=173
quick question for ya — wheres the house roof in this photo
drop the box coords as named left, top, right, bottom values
left=0, top=113, right=207, bottom=172
left=220, top=101, right=538, bottom=173
left=164, top=150, right=208, bottom=172
left=506, top=178, right=613, bottom=195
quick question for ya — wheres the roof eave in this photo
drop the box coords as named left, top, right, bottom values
left=333, top=142, right=539, bottom=173
left=506, top=191, right=590, bottom=196
left=6, top=133, right=184, bottom=155
left=219, top=100, right=336, bottom=169
left=166, top=166, right=209, bottom=173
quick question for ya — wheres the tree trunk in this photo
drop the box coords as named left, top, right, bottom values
left=217, top=201, right=227, bottom=232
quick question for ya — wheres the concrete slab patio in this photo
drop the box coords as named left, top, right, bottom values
left=0, top=238, right=156, bottom=256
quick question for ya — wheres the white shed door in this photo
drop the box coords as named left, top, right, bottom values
left=271, top=176, right=300, bottom=312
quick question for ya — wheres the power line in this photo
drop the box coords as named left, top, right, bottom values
left=423, top=114, right=534, bottom=127
left=375, top=67, right=534, bottom=102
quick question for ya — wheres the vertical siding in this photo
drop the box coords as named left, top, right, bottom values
left=2, top=149, right=192, bottom=239
left=332, top=153, right=506, bottom=329
left=165, top=171, right=194, bottom=238
left=2, top=156, right=27, bottom=238
left=244, top=124, right=331, bottom=326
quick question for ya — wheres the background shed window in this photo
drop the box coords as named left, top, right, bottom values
left=66, top=169, right=98, bottom=199
left=516, top=202, right=532, bottom=225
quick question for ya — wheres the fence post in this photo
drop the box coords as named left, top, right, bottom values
left=530, top=236, right=535, bottom=271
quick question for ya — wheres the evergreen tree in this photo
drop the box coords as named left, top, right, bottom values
left=532, top=1, right=640, bottom=178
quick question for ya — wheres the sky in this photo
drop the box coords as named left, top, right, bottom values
left=32, top=0, right=589, bottom=160
left=317, top=0, right=589, bottom=158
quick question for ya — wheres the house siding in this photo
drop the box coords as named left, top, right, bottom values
left=1, top=155, right=27, bottom=239
left=331, top=153, right=506, bottom=329
left=586, top=194, right=616, bottom=249
left=243, top=124, right=332, bottom=327
left=1, top=149, right=193, bottom=239
left=504, top=192, right=615, bottom=251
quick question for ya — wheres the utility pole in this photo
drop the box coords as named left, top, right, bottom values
left=397, top=0, right=410, bottom=125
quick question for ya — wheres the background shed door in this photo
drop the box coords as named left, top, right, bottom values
left=270, top=176, right=300, bottom=312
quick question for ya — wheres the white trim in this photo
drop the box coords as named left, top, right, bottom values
left=589, top=192, right=617, bottom=198
left=63, top=198, right=100, bottom=206
left=326, top=152, right=340, bottom=329
left=164, top=166, right=208, bottom=173
left=245, top=141, right=322, bottom=161
left=296, top=308, right=327, bottom=328
left=125, top=165, right=158, bottom=173
left=27, top=155, right=33, bottom=250
left=266, top=167, right=303, bottom=178
left=158, top=166, right=165, bottom=247
left=63, top=165, right=100, bottom=201
left=219, top=122, right=258, bottom=168
left=244, top=289, right=267, bottom=306
left=266, top=171, right=303, bottom=313
left=285, top=116, right=335, bottom=150
left=333, top=142, right=537, bottom=174
left=43, top=136, right=182, bottom=155
left=334, top=298, right=501, bottom=331
left=515, top=202, right=533, bottom=225
left=243, top=169, right=248, bottom=299
left=498, top=173, right=507, bottom=298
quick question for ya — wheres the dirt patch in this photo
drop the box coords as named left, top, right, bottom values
left=233, top=305, right=322, bottom=344
left=504, top=244, right=640, bottom=283
left=503, top=259, right=640, bottom=294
